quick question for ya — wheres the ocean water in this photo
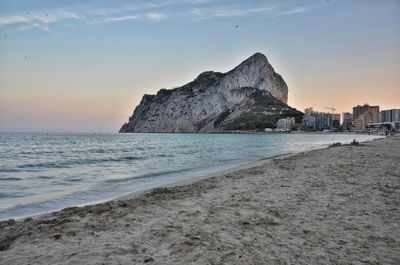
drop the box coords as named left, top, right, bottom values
left=0, top=132, right=382, bottom=220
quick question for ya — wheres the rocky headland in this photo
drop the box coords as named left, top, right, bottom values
left=120, top=53, right=303, bottom=133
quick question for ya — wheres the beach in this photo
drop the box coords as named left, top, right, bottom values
left=1, top=136, right=399, bottom=264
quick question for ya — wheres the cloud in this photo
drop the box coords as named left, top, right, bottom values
left=190, top=7, right=201, bottom=16
left=17, top=23, right=50, bottom=32
left=0, top=10, right=80, bottom=31
left=277, top=7, right=308, bottom=16
left=0, top=15, right=30, bottom=26
left=180, top=0, right=211, bottom=4
left=0, top=1, right=311, bottom=31
left=191, top=6, right=276, bottom=20
left=103, top=15, right=138, bottom=23
left=146, top=12, right=167, bottom=22
left=87, top=2, right=170, bottom=24
left=31, top=11, right=79, bottom=24
left=89, top=1, right=174, bottom=18
left=189, top=4, right=309, bottom=21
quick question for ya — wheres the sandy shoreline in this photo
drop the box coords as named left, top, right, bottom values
left=0, top=134, right=380, bottom=222
left=1, top=136, right=399, bottom=264
left=116, top=151, right=298, bottom=203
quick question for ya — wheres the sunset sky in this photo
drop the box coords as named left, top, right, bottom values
left=0, top=0, right=399, bottom=132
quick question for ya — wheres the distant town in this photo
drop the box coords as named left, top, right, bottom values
left=274, top=105, right=400, bottom=134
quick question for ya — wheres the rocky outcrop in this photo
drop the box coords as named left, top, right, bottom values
left=120, top=52, right=302, bottom=133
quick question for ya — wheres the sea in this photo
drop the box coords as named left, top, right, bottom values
left=0, top=132, right=383, bottom=220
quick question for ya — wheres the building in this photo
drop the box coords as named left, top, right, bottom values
left=332, top=114, right=340, bottom=129
left=353, top=119, right=362, bottom=132
left=303, top=108, right=340, bottom=131
left=304, top=107, right=314, bottom=117
left=342, top=112, right=353, bottom=130
left=304, top=116, right=317, bottom=131
left=353, top=104, right=379, bottom=123
left=379, top=109, right=400, bottom=122
left=276, top=117, right=295, bottom=131
left=353, top=111, right=373, bottom=131
left=276, top=119, right=287, bottom=130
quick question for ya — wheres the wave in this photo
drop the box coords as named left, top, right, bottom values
left=0, top=177, right=22, bottom=181
left=0, top=155, right=146, bottom=172
left=0, top=192, right=27, bottom=199
left=104, top=168, right=193, bottom=184
left=36, top=175, right=53, bottom=179
left=0, top=168, right=20, bottom=173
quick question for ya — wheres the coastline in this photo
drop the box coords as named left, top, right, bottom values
left=7, top=151, right=299, bottom=222
left=115, top=152, right=296, bottom=202
left=1, top=135, right=398, bottom=264
left=7, top=134, right=381, bottom=222
left=116, top=134, right=385, bottom=202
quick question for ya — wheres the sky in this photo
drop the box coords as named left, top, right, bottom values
left=0, top=0, right=399, bottom=132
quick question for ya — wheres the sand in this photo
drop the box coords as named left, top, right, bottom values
left=1, top=136, right=399, bottom=264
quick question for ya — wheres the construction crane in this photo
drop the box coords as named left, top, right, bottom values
left=324, top=107, right=336, bottom=113
left=324, top=107, right=336, bottom=131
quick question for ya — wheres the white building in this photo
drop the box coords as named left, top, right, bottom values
left=276, top=117, right=295, bottom=131
left=379, top=109, right=400, bottom=123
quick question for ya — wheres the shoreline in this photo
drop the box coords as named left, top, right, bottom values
left=116, top=134, right=387, bottom=203
left=3, top=135, right=384, bottom=222
left=115, top=151, right=297, bottom=202
left=8, top=151, right=298, bottom=222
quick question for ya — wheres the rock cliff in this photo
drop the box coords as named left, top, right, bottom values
left=120, top=52, right=302, bottom=133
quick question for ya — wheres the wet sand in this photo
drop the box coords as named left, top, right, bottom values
left=1, top=136, right=399, bottom=264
